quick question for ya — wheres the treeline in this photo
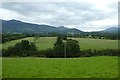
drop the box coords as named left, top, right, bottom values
left=2, top=34, right=27, bottom=43
left=2, top=33, right=60, bottom=43
left=68, top=32, right=119, bottom=40
left=80, top=49, right=119, bottom=57
left=2, top=32, right=119, bottom=43
left=2, top=40, right=38, bottom=57
left=2, top=36, right=120, bottom=57
left=38, top=49, right=120, bottom=58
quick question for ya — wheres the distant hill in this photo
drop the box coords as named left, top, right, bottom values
left=57, top=26, right=68, bottom=31
left=2, top=19, right=83, bottom=34
left=101, top=27, right=119, bottom=33
left=2, top=19, right=119, bottom=34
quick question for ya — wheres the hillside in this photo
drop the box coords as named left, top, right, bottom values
left=2, top=19, right=83, bottom=34
left=101, top=27, right=119, bottom=33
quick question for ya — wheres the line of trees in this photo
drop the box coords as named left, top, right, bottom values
left=2, top=34, right=27, bottom=43
left=2, top=36, right=120, bottom=58
left=2, top=40, right=38, bottom=57
left=2, top=32, right=119, bottom=43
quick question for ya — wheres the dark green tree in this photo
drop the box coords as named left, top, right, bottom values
left=61, top=35, right=67, bottom=40
left=53, top=35, right=64, bottom=57
left=3, top=40, right=37, bottom=57
left=66, top=39, right=80, bottom=57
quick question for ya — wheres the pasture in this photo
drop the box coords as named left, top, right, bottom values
left=0, top=58, right=1, bottom=78
left=2, top=37, right=118, bottom=50
left=2, top=37, right=118, bottom=78
left=2, top=56, right=118, bottom=78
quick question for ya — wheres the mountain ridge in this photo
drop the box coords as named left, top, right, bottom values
left=1, top=19, right=119, bottom=34
left=2, top=19, right=83, bottom=34
left=101, top=27, right=119, bottom=33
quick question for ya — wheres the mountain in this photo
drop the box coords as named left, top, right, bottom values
left=2, top=19, right=83, bottom=34
left=66, top=28, right=82, bottom=33
left=57, top=26, right=68, bottom=31
left=101, top=27, right=119, bottom=33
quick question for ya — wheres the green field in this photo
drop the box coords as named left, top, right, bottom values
left=2, top=37, right=118, bottom=50
left=2, top=37, right=118, bottom=78
left=3, top=56, right=118, bottom=78
left=2, top=37, right=56, bottom=50
left=0, top=58, right=2, bottom=78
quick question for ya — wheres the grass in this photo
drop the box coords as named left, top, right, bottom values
left=0, top=58, right=2, bottom=78
left=2, top=37, right=56, bottom=50
left=1, top=37, right=118, bottom=78
left=2, top=56, right=118, bottom=78
left=72, top=38, right=118, bottom=50
left=2, top=37, right=118, bottom=50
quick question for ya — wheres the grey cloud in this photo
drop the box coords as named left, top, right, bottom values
left=1, top=1, right=118, bottom=31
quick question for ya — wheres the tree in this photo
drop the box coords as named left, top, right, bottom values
left=61, top=35, right=67, bottom=40
left=44, top=49, right=55, bottom=58
left=53, top=35, right=64, bottom=57
left=66, top=39, right=80, bottom=57
left=54, top=35, right=64, bottom=46
left=3, top=40, right=38, bottom=57
left=34, top=35, right=40, bottom=43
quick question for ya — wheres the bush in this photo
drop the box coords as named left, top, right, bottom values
left=3, top=40, right=38, bottom=57
left=44, top=49, right=55, bottom=58
left=80, top=49, right=119, bottom=57
left=96, top=49, right=120, bottom=56
left=80, top=49, right=94, bottom=57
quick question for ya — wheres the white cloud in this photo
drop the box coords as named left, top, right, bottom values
left=0, top=8, right=26, bottom=20
left=79, top=17, right=118, bottom=32
left=91, top=19, right=117, bottom=26
left=0, top=0, right=119, bottom=31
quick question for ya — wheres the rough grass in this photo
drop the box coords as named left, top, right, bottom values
left=2, top=37, right=118, bottom=50
left=2, top=56, right=118, bottom=78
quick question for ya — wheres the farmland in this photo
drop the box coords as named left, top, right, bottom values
left=2, top=56, right=118, bottom=78
left=2, top=37, right=118, bottom=50
left=2, top=37, right=119, bottom=78
left=0, top=58, right=1, bottom=78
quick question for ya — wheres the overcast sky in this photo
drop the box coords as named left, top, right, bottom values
left=0, top=0, right=119, bottom=32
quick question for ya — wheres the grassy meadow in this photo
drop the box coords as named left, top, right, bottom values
left=2, top=37, right=56, bottom=50
left=2, top=37, right=118, bottom=50
left=2, top=37, right=119, bottom=78
left=3, top=56, right=118, bottom=78
left=0, top=58, right=2, bottom=78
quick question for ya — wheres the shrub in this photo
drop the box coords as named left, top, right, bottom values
left=3, top=40, right=38, bottom=57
